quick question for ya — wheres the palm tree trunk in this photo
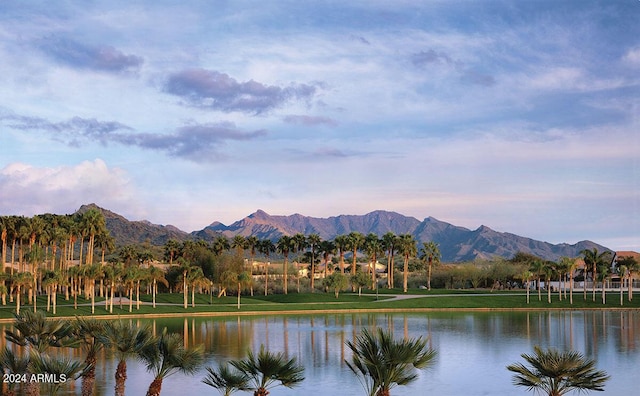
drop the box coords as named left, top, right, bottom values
left=403, top=255, right=409, bottom=293
left=81, top=355, right=97, bottom=396
left=146, top=377, right=163, bottom=396
left=115, top=360, right=127, bottom=396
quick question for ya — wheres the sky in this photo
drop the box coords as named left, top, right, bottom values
left=0, top=1, right=638, bottom=251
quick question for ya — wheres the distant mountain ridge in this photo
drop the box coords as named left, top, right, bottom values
left=80, top=205, right=609, bottom=262
left=198, top=209, right=607, bottom=262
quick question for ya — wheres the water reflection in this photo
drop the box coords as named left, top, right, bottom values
left=0, top=311, right=638, bottom=395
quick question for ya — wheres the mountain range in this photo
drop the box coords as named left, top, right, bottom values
left=81, top=204, right=608, bottom=262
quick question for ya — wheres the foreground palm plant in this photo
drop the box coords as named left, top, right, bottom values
left=226, top=345, right=305, bottom=396
left=74, top=317, right=107, bottom=396
left=101, top=320, right=155, bottom=396
left=345, top=328, right=436, bottom=396
left=141, top=329, right=204, bottom=396
left=506, top=346, right=609, bottom=396
left=202, top=364, right=250, bottom=396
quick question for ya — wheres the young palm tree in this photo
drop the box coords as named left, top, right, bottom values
left=228, top=345, right=305, bottom=396
left=101, top=321, right=154, bottom=396
left=74, top=317, right=107, bottom=396
left=142, top=329, right=204, bottom=396
left=202, top=364, right=250, bottom=396
left=30, top=352, right=87, bottom=396
left=0, top=346, right=29, bottom=396
left=345, top=328, right=436, bottom=396
left=507, top=346, right=609, bottom=396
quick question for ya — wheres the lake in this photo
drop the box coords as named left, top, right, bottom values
left=2, top=310, right=638, bottom=395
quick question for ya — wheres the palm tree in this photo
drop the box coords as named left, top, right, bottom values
left=258, top=239, right=275, bottom=296
left=163, top=239, right=181, bottom=265
left=419, top=241, right=440, bottom=291
left=212, top=236, right=231, bottom=256
left=221, top=269, right=252, bottom=309
left=397, top=234, right=417, bottom=293
left=0, top=346, right=29, bottom=396
left=29, top=352, right=87, bottom=396
left=148, top=265, right=169, bottom=308
left=74, top=318, right=107, bottom=396
left=507, top=346, right=609, bottom=396
left=518, top=270, right=534, bottom=304
left=582, top=248, right=612, bottom=302
left=319, top=239, right=336, bottom=281
left=306, top=234, right=321, bottom=291
left=345, top=328, right=436, bottom=396
left=530, top=259, right=545, bottom=302
left=101, top=320, right=154, bottom=396
left=202, top=364, right=250, bottom=396
left=543, top=262, right=556, bottom=304
left=188, top=266, right=209, bottom=308
left=228, top=345, right=305, bottom=396
left=291, top=233, right=307, bottom=292
left=231, top=235, right=247, bottom=258
left=348, top=232, right=365, bottom=277
left=276, top=235, right=293, bottom=294
left=364, top=234, right=382, bottom=287
left=11, top=272, right=32, bottom=315
left=142, top=329, right=204, bottom=396
left=381, top=232, right=398, bottom=288
left=245, top=236, right=259, bottom=296
left=333, top=234, right=350, bottom=275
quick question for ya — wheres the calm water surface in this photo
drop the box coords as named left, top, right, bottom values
left=3, top=311, right=638, bottom=395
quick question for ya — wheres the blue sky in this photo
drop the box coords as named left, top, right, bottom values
left=0, top=1, right=638, bottom=251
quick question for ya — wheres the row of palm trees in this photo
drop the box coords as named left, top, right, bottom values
left=1, top=311, right=203, bottom=396
left=521, top=248, right=638, bottom=306
left=165, top=232, right=441, bottom=295
left=0, top=209, right=112, bottom=275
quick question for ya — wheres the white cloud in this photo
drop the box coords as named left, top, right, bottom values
left=0, top=159, right=138, bottom=217
left=623, top=47, right=640, bottom=65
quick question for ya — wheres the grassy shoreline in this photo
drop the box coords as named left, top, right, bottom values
left=1, top=289, right=639, bottom=322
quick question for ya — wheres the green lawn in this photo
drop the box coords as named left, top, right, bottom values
left=0, top=289, right=638, bottom=320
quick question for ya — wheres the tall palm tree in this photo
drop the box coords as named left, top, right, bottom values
left=163, top=239, right=181, bottom=265
left=228, top=345, right=305, bottom=396
left=419, top=241, right=440, bottom=291
left=348, top=232, right=365, bottom=277
left=507, top=346, right=609, bottom=396
left=101, top=321, right=154, bottom=396
left=381, top=232, right=398, bottom=288
left=221, top=269, right=252, bottom=309
left=291, top=233, right=307, bottom=292
left=319, top=239, right=336, bottom=281
left=530, top=259, right=545, bottom=302
left=276, top=235, right=293, bottom=294
left=148, top=265, right=169, bottom=308
left=397, top=234, right=417, bottom=293
left=212, top=236, right=230, bottom=256
left=306, top=234, right=321, bottom=291
left=582, top=248, right=612, bottom=302
left=333, top=234, right=350, bottom=274
left=11, top=272, right=32, bottom=315
left=142, top=329, right=204, bottom=396
left=231, top=235, right=247, bottom=258
left=245, top=236, right=259, bottom=296
left=364, top=234, right=382, bottom=287
left=258, top=239, right=275, bottom=296
left=345, top=328, right=436, bottom=396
